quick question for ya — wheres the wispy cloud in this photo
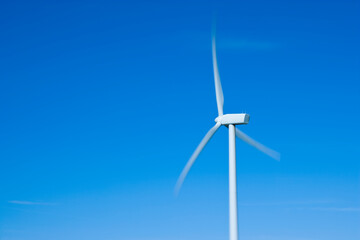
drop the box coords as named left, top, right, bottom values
left=239, top=200, right=334, bottom=206
left=248, top=235, right=316, bottom=240
left=239, top=200, right=360, bottom=213
left=8, top=200, right=56, bottom=206
left=308, top=207, right=360, bottom=212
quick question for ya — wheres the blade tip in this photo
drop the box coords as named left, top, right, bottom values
left=174, top=179, right=183, bottom=197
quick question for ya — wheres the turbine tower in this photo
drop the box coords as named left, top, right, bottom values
left=175, top=34, right=280, bottom=240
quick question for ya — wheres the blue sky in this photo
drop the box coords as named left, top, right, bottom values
left=0, top=0, right=359, bottom=239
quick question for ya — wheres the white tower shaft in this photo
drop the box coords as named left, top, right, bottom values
left=228, top=124, right=238, bottom=240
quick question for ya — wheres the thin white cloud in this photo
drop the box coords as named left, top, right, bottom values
left=239, top=200, right=334, bottom=206
left=8, top=200, right=56, bottom=206
left=248, top=236, right=316, bottom=240
left=310, top=207, right=360, bottom=212
left=239, top=201, right=360, bottom=213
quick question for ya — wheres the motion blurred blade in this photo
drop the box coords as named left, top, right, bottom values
left=235, top=128, right=280, bottom=161
left=175, top=122, right=222, bottom=196
left=212, top=34, right=224, bottom=116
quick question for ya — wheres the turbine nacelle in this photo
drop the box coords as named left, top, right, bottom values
left=215, top=114, right=250, bottom=126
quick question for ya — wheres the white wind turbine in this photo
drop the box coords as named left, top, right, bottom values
left=175, top=34, right=280, bottom=240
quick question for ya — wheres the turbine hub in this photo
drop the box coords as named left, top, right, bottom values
left=215, top=113, right=250, bottom=125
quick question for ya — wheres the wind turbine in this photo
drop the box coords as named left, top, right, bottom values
left=175, top=34, right=280, bottom=240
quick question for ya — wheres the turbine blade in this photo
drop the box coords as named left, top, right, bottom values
left=175, top=122, right=222, bottom=196
left=212, top=34, right=224, bottom=116
left=235, top=128, right=280, bottom=161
